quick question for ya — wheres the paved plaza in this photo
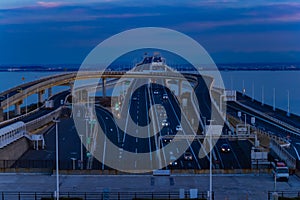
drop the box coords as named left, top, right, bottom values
left=1, top=173, right=300, bottom=199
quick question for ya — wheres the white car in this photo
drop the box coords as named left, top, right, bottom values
left=161, top=119, right=169, bottom=127
left=184, top=152, right=193, bottom=160
left=169, top=152, right=178, bottom=166
left=176, top=125, right=182, bottom=131
left=162, top=94, right=168, bottom=100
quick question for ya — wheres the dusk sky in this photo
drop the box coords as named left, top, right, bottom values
left=1, top=0, right=300, bottom=64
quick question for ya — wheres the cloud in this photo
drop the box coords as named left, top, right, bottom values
left=36, top=1, right=65, bottom=8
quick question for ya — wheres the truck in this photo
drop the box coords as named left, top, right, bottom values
left=272, top=160, right=289, bottom=181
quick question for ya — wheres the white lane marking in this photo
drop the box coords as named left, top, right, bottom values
left=102, top=136, right=107, bottom=170
left=176, top=148, right=179, bottom=154
left=135, top=148, right=138, bottom=154
left=144, top=86, right=152, bottom=163
left=136, top=137, right=138, bottom=143
left=292, top=145, right=300, bottom=160
left=134, top=161, right=137, bottom=168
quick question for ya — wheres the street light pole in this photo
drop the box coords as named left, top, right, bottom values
left=261, top=86, right=264, bottom=106
left=273, top=88, right=276, bottom=111
left=251, top=82, right=254, bottom=101
left=287, top=90, right=290, bottom=117
left=79, top=134, right=83, bottom=170
left=53, top=118, right=60, bottom=200
left=209, top=127, right=212, bottom=200
left=207, top=119, right=214, bottom=200
left=25, top=90, right=28, bottom=114
left=242, top=80, right=245, bottom=96
left=6, top=94, right=9, bottom=120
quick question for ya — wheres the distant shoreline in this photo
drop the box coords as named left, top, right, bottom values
left=1, top=68, right=300, bottom=72
left=0, top=63, right=300, bottom=72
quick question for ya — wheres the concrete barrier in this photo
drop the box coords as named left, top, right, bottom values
left=26, top=107, right=61, bottom=133
left=0, top=137, right=30, bottom=168
left=270, top=139, right=296, bottom=169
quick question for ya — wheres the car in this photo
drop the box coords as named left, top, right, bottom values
left=169, top=152, right=178, bottom=166
left=163, top=138, right=172, bottom=144
left=176, top=125, right=182, bottom=131
left=162, top=94, right=168, bottom=100
left=161, top=119, right=169, bottom=127
left=184, top=152, right=193, bottom=160
left=132, top=96, right=138, bottom=101
left=220, top=143, right=231, bottom=153
left=272, top=160, right=289, bottom=181
left=153, top=90, right=159, bottom=95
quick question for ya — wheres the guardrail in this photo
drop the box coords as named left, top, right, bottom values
left=256, top=128, right=289, bottom=145
left=256, top=128, right=296, bottom=169
left=25, top=107, right=62, bottom=132
left=0, top=191, right=212, bottom=200
left=270, top=138, right=296, bottom=169
left=0, top=106, right=42, bottom=128
left=235, top=101, right=300, bottom=135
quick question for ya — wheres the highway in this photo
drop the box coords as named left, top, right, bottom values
left=236, top=92, right=300, bottom=130
left=14, top=73, right=253, bottom=170
left=68, top=72, right=252, bottom=170
left=227, top=101, right=300, bottom=160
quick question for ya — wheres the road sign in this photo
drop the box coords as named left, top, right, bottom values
left=115, top=102, right=120, bottom=111
left=238, top=111, right=241, bottom=118
left=86, top=137, right=91, bottom=144
left=251, top=117, right=255, bottom=124
left=225, top=90, right=236, bottom=101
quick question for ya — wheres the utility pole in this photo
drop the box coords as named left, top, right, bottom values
left=287, top=90, right=290, bottom=116
left=6, top=94, right=9, bottom=120
left=207, top=119, right=214, bottom=200
left=53, top=118, right=60, bottom=200
left=273, top=88, right=276, bottom=111
left=261, top=86, right=264, bottom=106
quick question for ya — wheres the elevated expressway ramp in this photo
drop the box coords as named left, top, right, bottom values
left=0, top=71, right=198, bottom=120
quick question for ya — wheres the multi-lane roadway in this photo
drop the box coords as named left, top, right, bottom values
left=14, top=74, right=254, bottom=171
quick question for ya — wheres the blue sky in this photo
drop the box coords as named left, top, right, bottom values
left=0, top=0, right=300, bottom=64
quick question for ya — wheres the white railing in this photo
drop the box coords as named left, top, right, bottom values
left=0, top=130, right=25, bottom=149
